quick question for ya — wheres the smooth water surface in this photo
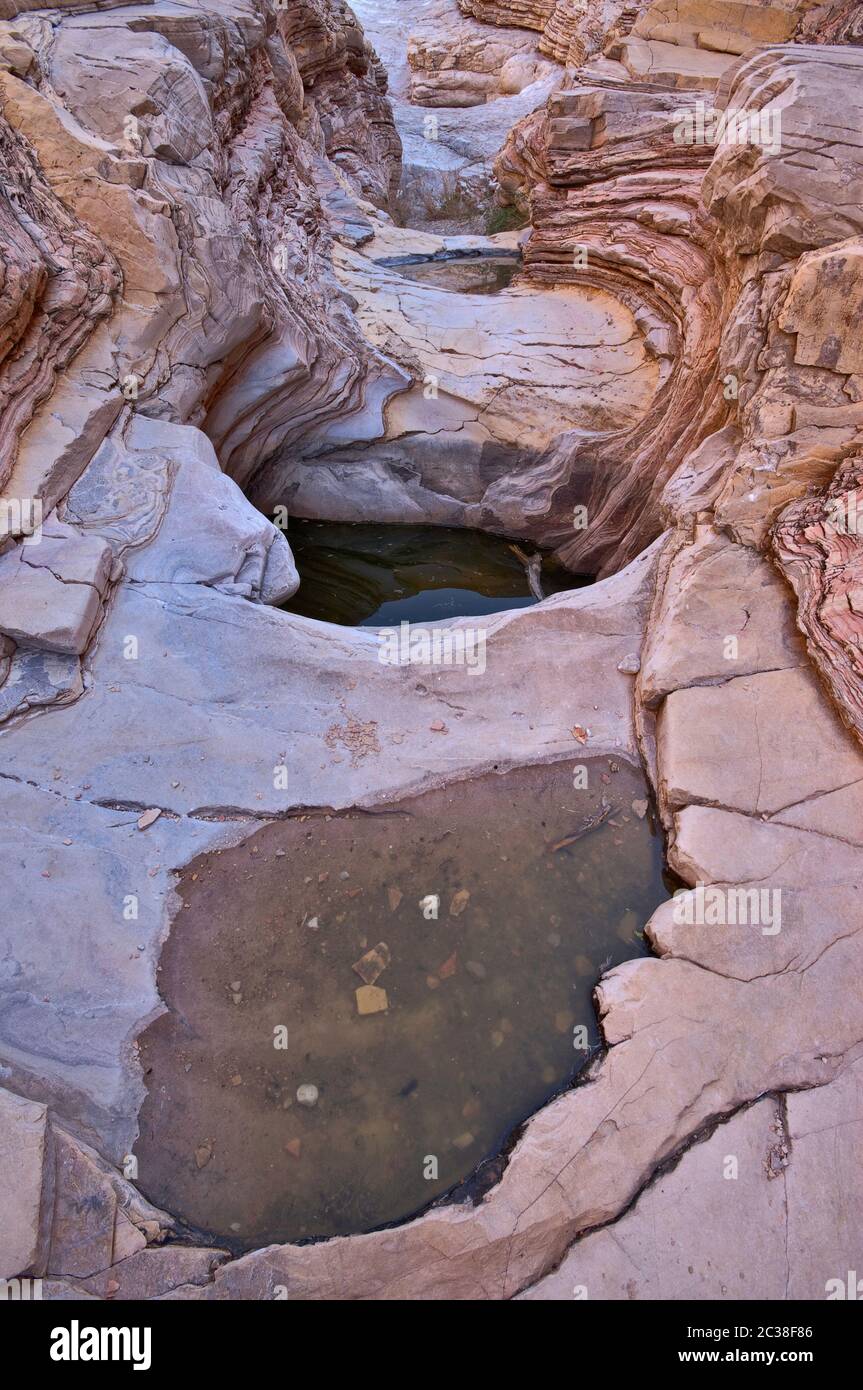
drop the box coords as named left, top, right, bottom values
left=280, top=521, right=585, bottom=626
left=388, top=254, right=521, bottom=294
left=137, top=761, right=668, bottom=1248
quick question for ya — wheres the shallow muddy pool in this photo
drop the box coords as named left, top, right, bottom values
left=280, top=521, right=584, bottom=626
left=136, top=760, right=668, bottom=1249
left=384, top=254, right=521, bottom=294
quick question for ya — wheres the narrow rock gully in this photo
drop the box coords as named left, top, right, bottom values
left=2, top=0, right=862, bottom=1316
left=135, top=2, right=670, bottom=1255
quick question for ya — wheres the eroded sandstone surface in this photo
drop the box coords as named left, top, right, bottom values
left=2, top=0, right=863, bottom=1303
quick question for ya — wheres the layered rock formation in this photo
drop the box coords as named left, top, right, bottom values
left=0, top=0, right=407, bottom=714
left=2, top=0, right=863, bottom=1304
left=409, top=0, right=556, bottom=105
left=457, top=0, right=848, bottom=85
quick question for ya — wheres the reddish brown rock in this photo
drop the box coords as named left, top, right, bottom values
left=772, top=454, right=863, bottom=748
left=1, top=0, right=863, bottom=1309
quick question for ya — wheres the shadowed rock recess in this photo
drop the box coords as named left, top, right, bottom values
left=1, top=0, right=862, bottom=1303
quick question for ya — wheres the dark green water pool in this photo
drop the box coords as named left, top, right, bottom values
left=390, top=254, right=521, bottom=294
left=280, top=521, right=586, bottom=626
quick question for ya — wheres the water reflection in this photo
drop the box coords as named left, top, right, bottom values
left=280, top=520, right=586, bottom=626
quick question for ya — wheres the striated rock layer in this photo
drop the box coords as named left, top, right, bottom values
left=2, top=0, right=863, bottom=1305
left=0, top=0, right=407, bottom=683
left=490, top=41, right=863, bottom=583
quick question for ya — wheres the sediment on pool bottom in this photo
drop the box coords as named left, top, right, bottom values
left=136, top=759, right=668, bottom=1248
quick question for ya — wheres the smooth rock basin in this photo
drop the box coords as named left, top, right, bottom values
left=279, top=520, right=586, bottom=625
left=136, top=760, right=668, bottom=1249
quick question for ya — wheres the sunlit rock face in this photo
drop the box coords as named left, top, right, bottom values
left=2, top=0, right=863, bottom=1307
left=487, top=39, right=863, bottom=584
left=0, top=0, right=407, bottom=661
left=458, top=0, right=558, bottom=29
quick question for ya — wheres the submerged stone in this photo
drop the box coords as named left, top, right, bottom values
left=135, top=760, right=667, bottom=1248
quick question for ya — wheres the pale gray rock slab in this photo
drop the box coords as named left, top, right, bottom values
left=640, top=527, right=807, bottom=707
left=648, top=807, right=863, bottom=981
left=616, top=36, right=734, bottom=89
left=771, top=777, right=863, bottom=846
left=0, top=532, right=110, bottom=654
left=337, top=244, right=657, bottom=447
left=785, top=1054, right=863, bottom=1300
left=0, top=539, right=658, bottom=822
left=115, top=420, right=298, bottom=602
left=50, top=23, right=214, bottom=166
left=658, top=666, right=863, bottom=816
left=0, top=1086, right=46, bottom=1279
left=0, top=560, right=99, bottom=655
left=47, top=1127, right=119, bottom=1279
left=26, top=522, right=113, bottom=594
left=517, top=1099, right=789, bottom=1300
left=0, top=778, right=224, bottom=1154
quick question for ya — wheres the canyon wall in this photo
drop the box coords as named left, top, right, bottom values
left=2, top=0, right=863, bottom=1303
left=0, top=0, right=407, bottom=715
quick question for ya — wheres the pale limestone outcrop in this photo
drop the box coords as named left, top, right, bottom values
left=352, top=0, right=557, bottom=110
left=457, top=0, right=845, bottom=88
left=520, top=1059, right=863, bottom=1300
left=1, top=0, right=863, bottom=1306
left=0, top=0, right=405, bottom=693
left=0, top=521, right=113, bottom=654
left=254, top=232, right=660, bottom=522
left=391, top=74, right=560, bottom=229
left=352, top=0, right=561, bottom=231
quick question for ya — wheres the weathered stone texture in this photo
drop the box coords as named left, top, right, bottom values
left=1, top=0, right=863, bottom=1306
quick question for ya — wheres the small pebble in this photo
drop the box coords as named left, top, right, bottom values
left=356, top=984, right=388, bottom=1015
